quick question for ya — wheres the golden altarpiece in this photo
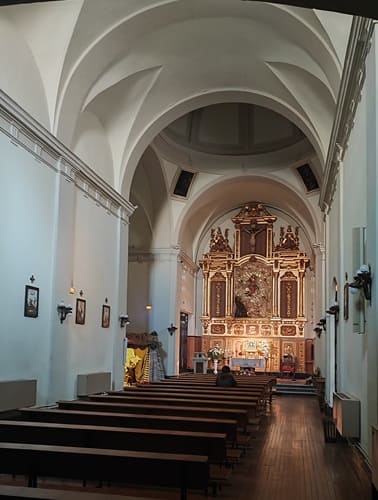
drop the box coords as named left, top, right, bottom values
left=199, top=203, right=310, bottom=373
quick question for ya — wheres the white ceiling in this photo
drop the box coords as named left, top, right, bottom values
left=0, top=0, right=352, bottom=258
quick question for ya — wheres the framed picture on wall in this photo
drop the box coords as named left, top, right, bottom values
left=24, top=285, right=39, bottom=318
left=101, top=305, right=110, bottom=328
left=75, top=298, right=86, bottom=325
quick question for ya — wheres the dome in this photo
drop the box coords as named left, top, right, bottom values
left=160, top=102, right=305, bottom=157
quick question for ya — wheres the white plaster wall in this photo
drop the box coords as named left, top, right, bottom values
left=63, top=193, right=121, bottom=397
left=328, top=35, right=378, bottom=455
left=127, top=260, right=153, bottom=333
left=325, top=186, right=340, bottom=406
left=0, top=133, right=56, bottom=404
left=365, top=30, right=378, bottom=458
left=128, top=253, right=179, bottom=375
left=0, top=126, right=130, bottom=403
left=178, top=261, right=195, bottom=320
left=72, top=110, right=114, bottom=187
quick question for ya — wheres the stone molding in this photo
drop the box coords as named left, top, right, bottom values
left=128, top=247, right=181, bottom=263
left=320, top=17, right=375, bottom=212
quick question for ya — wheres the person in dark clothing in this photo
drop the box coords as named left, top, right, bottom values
left=215, top=365, right=237, bottom=387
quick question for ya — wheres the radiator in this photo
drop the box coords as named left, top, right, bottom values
left=333, top=392, right=360, bottom=438
left=0, top=379, right=37, bottom=411
left=77, top=372, right=111, bottom=396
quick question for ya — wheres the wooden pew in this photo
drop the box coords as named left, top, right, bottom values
left=56, top=400, right=249, bottom=428
left=153, top=377, right=274, bottom=403
left=16, top=407, right=238, bottom=442
left=0, top=419, right=227, bottom=462
left=0, top=442, right=208, bottom=500
left=88, top=394, right=257, bottom=419
left=113, top=386, right=264, bottom=397
left=112, top=387, right=264, bottom=405
left=0, top=484, right=152, bottom=499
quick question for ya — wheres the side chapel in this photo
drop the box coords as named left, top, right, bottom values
left=198, top=203, right=311, bottom=374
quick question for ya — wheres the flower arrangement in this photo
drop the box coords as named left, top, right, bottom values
left=207, top=344, right=225, bottom=361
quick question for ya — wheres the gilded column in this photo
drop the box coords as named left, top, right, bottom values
left=226, top=270, right=233, bottom=316
left=202, top=270, right=209, bottom=317
left=273, top=269, right=279, bottom=317
left=298, top=270, right=305, bottom=317
left=234, top=226, right=240, bottom=260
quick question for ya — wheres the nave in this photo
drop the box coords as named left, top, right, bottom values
left=0, top=393, right=370, bottom=500
left=114, top=395, right=372, bottom=500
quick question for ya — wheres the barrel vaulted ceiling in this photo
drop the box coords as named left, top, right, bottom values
left=0, top=0, right=353, bottom=258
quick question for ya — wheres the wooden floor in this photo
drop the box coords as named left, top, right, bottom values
left=0, top=395, right=372, bottom=500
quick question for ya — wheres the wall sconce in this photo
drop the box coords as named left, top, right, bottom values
left=313, top=327, right=323, bottom=338
left=314, top=318, right=326, bottom=338
left=57, top=301, right=72, bottom=324
left=119, top=314, right=130, bottom=328
left=349, top=264, right=372, bottom=301
left=326, top=304, right=339, bottom=317
left=167, top=323, right=178, bottom=336
left=318, top=318, right=326, bottom=330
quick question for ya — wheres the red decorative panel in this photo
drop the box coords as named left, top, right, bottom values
left=280, top=278, right=297, bottom=318
left=210, top=280, right=226, bottom=317
left=211, top=324, right=226, bottom=335
left=281, top=325, right=296, bottom=336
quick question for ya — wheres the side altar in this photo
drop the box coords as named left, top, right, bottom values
left=198, top=202, right=311, bottom=374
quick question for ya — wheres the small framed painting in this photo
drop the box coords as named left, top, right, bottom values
left=24, top=285, right=39, bottom=318
left=75, top=298, right=86, bottom=325
left=101, top=305, right=110, bottom=328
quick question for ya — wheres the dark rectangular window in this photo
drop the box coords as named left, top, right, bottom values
left=173, top=170, right=194, bottom=197
left=296, top=164, right=319, bottom=192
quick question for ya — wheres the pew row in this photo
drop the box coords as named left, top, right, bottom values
left=88, top=394, right=257, bottom=419
left=16, top=407, right=239, bottom=442
left=0, top=419, right=227, bottom=462
left=0, top=484, right=152, bottom=499
left=56, top=400, right=249, bottom=428
left=0, top=442, right=208, bottom=500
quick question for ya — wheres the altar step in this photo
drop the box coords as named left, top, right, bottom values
left=273, top=382, right=316, bottom=397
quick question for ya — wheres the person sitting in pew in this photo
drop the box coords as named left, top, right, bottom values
left=215, top=366, right=237, bottom=387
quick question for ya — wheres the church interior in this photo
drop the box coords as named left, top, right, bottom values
left=1, top=0, right=378, bottom=498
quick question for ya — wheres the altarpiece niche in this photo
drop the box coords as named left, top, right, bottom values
left=199, top=203, right=310, bottom=373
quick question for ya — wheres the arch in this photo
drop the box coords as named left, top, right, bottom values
left=121, top=89, right=326, bottom=196
left=174, top=174, right=322, bottom=262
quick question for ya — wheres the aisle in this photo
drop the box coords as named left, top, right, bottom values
left=227, top=395, right=371, bottom=500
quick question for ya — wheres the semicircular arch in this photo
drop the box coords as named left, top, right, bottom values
left=121, top=89, right=325, bottom=196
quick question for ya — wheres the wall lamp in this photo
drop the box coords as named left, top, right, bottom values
left=119, top=314, right=130, bottom=328
left=317, top=318, right=326, bottom=330
left=57, top=302, right=72, bottom=324
left=314, top=318, right=326, bottom=338
left=313, top=327, right=323, bottom=338
left=326, top=304, right=339, bottom=317
left=167, top=323, right=178, bottom=336
left=349, top=264, right=372, bottom=301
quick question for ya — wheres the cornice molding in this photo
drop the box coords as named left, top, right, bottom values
left=0, top=90, right=136, bottom=222
left=320, top=17, right=375, bottom=213
left=179, top=251, right=198, bottom=275
left=128, top=247, right=181, bottom=263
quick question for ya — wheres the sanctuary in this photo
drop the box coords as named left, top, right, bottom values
left=198, top=203, right=311, bottom=374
